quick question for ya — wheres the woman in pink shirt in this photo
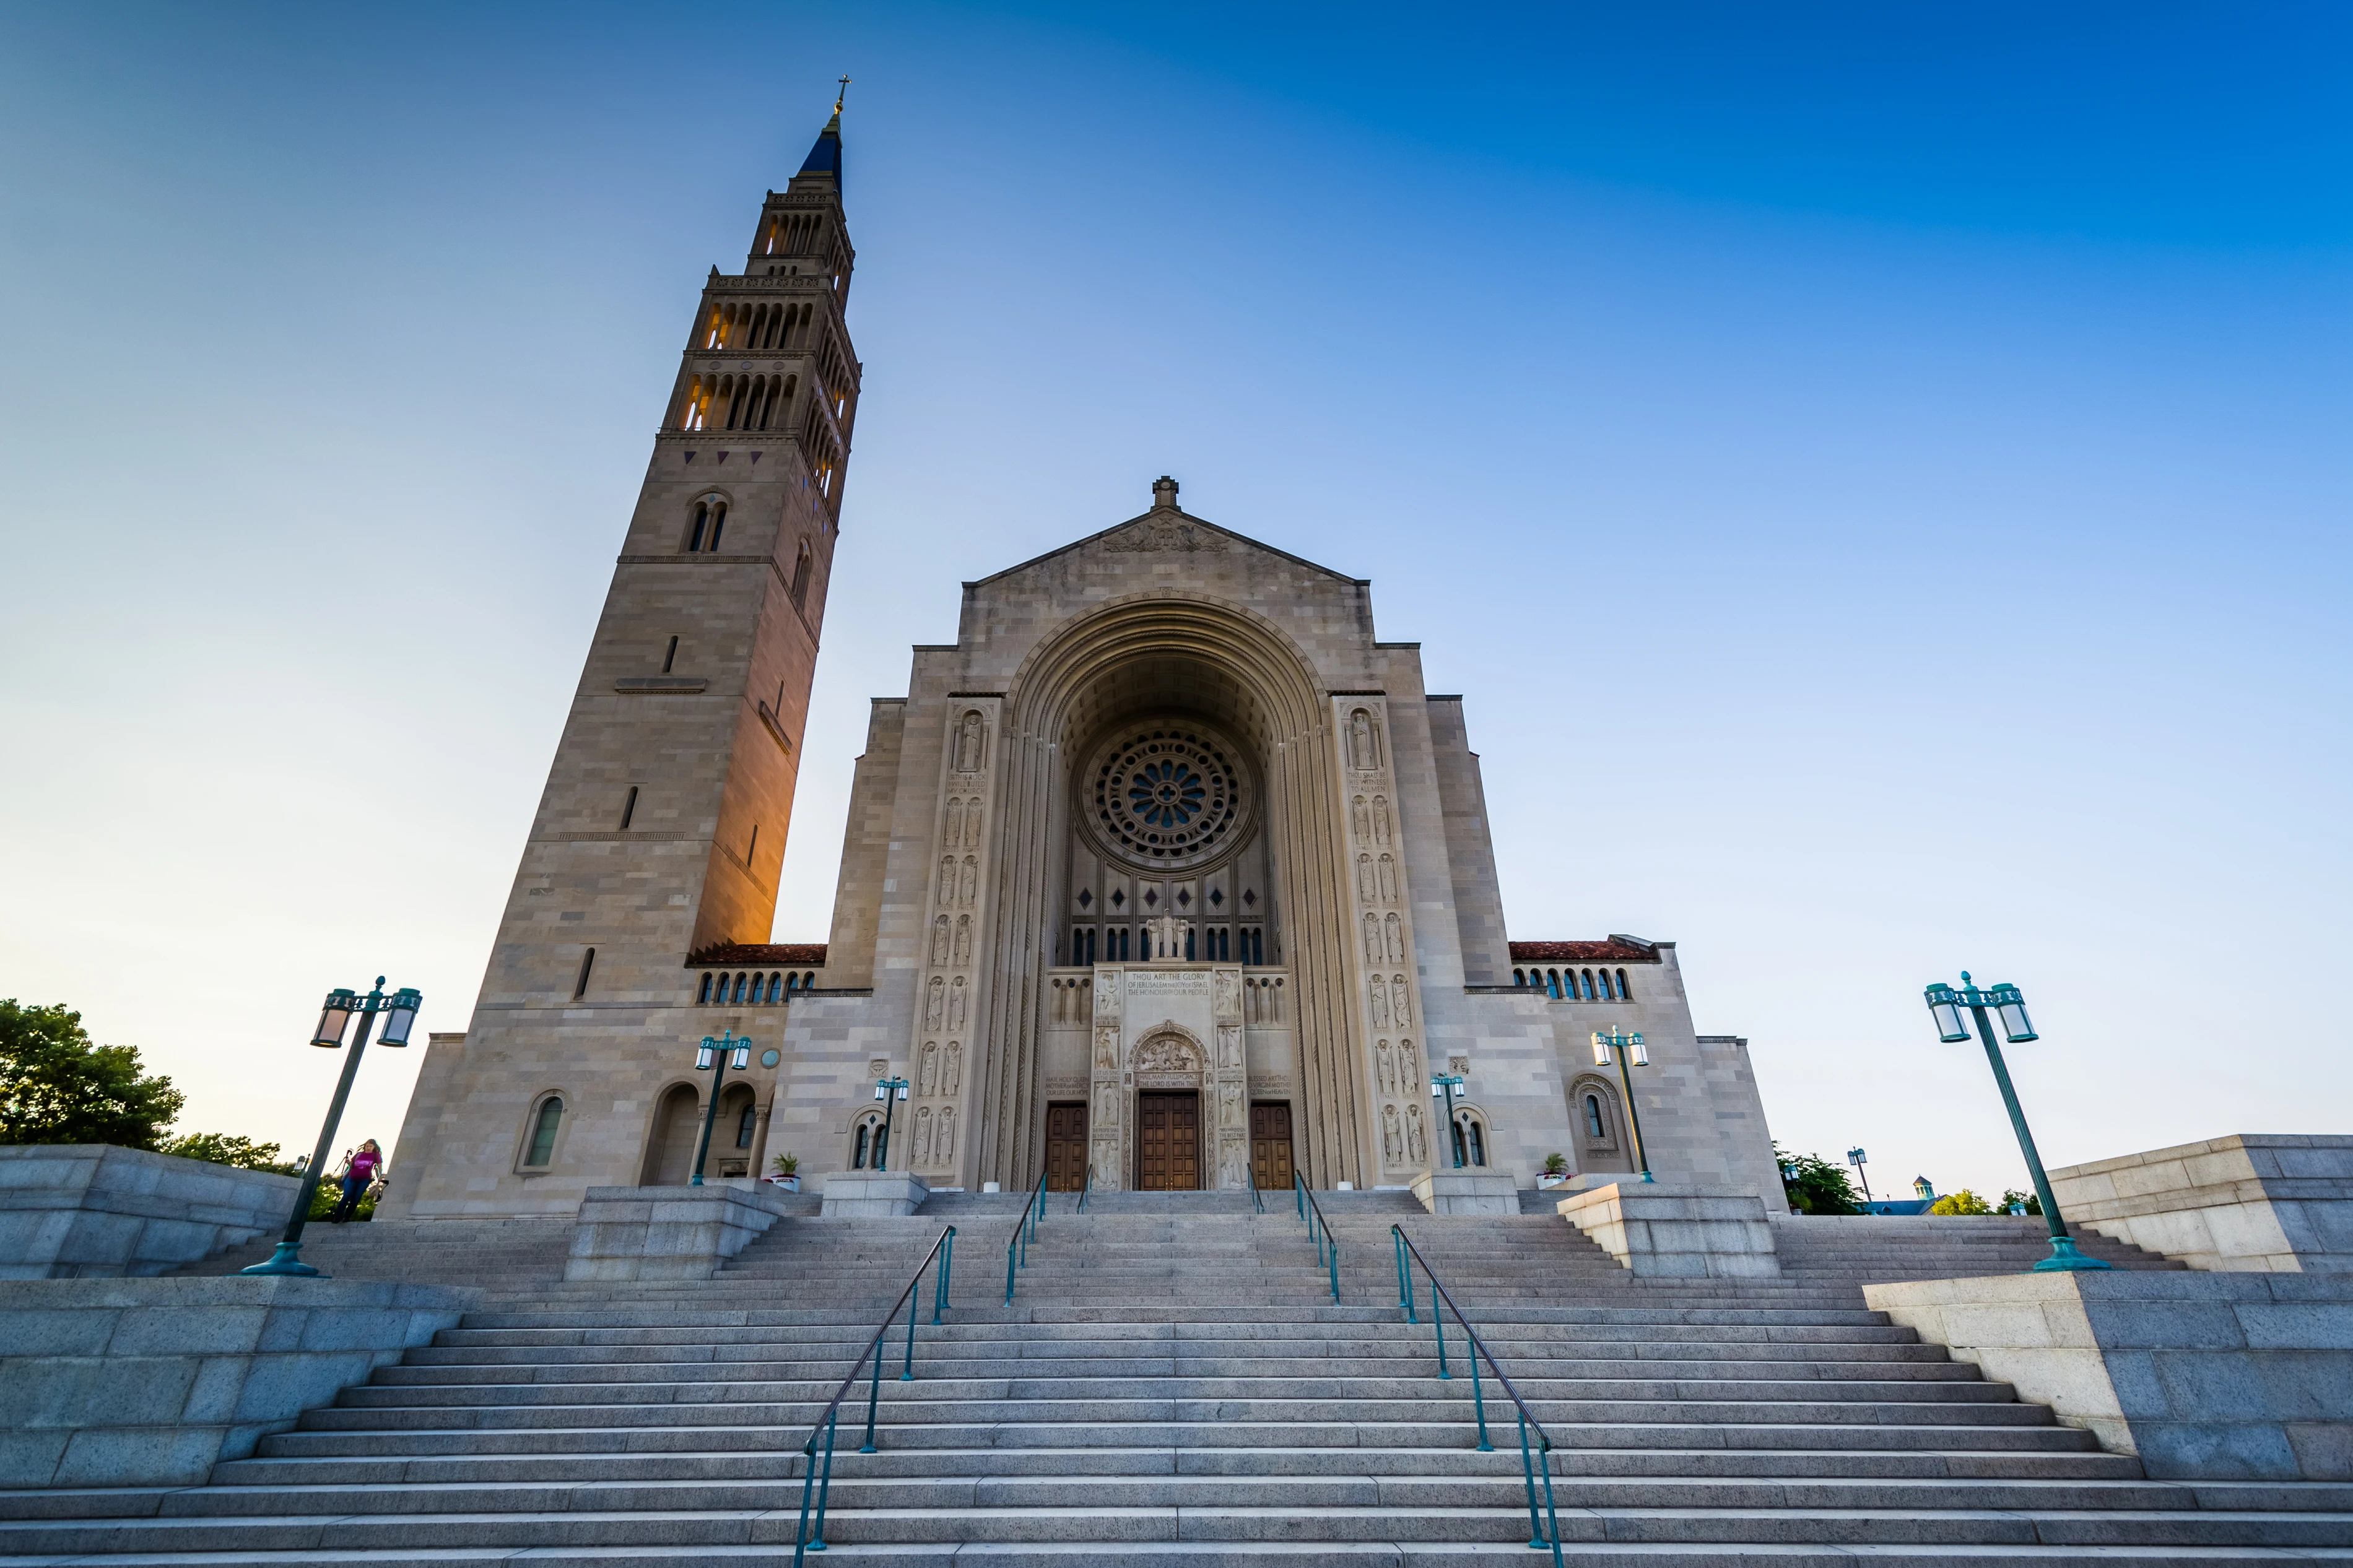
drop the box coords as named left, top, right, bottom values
left=331, top=1139, right=385, bottom=1223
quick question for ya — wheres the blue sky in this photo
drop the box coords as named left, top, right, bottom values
left=2, top=3, right=2346, bottom=1193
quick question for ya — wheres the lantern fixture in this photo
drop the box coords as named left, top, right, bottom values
left=378, top=988, right=422, bottom=1047
left=311, top=989, right=358, bottom=1049
left=1924, top=982, right=1972, bottom=1044
left=1591, top=1029, right=1653, bottom=1183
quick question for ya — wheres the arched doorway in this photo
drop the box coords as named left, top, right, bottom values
left=1568, top=1075, right=1632, bottom=1174
left=640, top=1083, right=703, bottom=1185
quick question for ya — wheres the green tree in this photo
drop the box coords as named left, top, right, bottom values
left=1775, top=1144, right=1862, bottom=1215
left=1930, top=1188, right=1998, bottom=1215
left=1998, top=1188, right=2043, bottom=1216
left=159, top=1132, right=292, bottom=1172
left=0, top=1000, right=184, bottom=1148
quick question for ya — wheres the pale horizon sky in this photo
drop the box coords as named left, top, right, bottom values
left=1, top=2, right=2346, bottom=1197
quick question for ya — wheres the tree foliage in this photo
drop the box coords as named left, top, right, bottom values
left=1930, top=1188, right=1998, bottom=1215
left=159, top=1132, right=292, bottom=1172
left=1775, top=1144, right=1862, bottom=1215
left=1999, top=1188, right=2043, bottom=1216
left=0, top=1000, right=184, bottom=1148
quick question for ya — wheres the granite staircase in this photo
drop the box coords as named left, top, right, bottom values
left=6, top=1189, right=2349, bottom=1564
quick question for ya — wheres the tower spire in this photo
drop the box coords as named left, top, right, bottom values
left=798, top=80, right=847, bottom=189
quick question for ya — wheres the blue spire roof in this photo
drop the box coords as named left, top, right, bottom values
left=798, top=110, right=843, bottom=190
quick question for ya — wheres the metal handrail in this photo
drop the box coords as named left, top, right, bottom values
left=789, top=1223, right=956, bottom=1564
left=1077, top=1163, right=1092, bottom=1211
left=1003, top=1165, right=1050, bottom=1304
left=1249, top=1175, right=1264, bottom=1213
left=1391, top=1223, right=1564, bottom=1566
left=1292, top=1171, right=1341, bottom=1302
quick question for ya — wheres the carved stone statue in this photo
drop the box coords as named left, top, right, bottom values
left=1352, top=795, right=1370, bottom=840
left=1369, top=980, right=1388, bottom=1029
left=1373, top=796, right=1391, bottom=846
left=955, top=710, right=985, bottom=773
left=1363, top=913, right=1381, bottom=963
left=1391, top=976, right=1411, bottom=1026
left=1214, top=970, right=1238, bottom=1019
left=1376, top=1039, right=1395, bottom=1096
left=1382, top=1104, right=1403, bottom=1164
left=1095, top=1026, right=1119, bottom=1070
left=1399, top=1038, right=1418, bottom=1085
left=912, top=1107, right=934, bottom=1166
left=964, top=800, right=981, bottom=846
left=944, top=798, right=963, bottom=850
left=1357, top=855, right=1375, bottom=902
left=1384, top=913, right=1404, bottom=964
left=1095, top=971, right=1118, bottom=1015
left=1219, top=1083, right=1242, bottom=1128
left=1406, top=1103, right=1427, bottom=1164
left=943, top=1042, right=962, bottom=1096
left=1095, top=1081, right=1120, bottom=1124
left=947, top=976, right=967, bottom=1031
left=918, top=1041, right=938, bottom=1098
left=958, top=857, right=977, bottom=907
left=938, top=856, right=957, bottom=906
left=953, top=915, right=970, bottom=967
left=1349, top=709, right=1376, bottom=771
left=929, top=916, right=949, bottom=967
left=924, top=976, right=944, bottom=1030
left=1216, top=1025, right=1242, bottom=1069
left=1378, top=854, right=1398, bottom=903
left=936, top=1107, right=956, bottom=1164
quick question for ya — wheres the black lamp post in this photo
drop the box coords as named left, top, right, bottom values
left=242, top=977, right=421, bottom=1276
left=689, top=1031, right=753, bottom=1187
left=871, top=1076, right=910, bottom=1171
left=1923, top=973, right=2109, bottom=1273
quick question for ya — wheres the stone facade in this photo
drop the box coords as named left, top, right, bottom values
left=2049, top=1135, right=2353, bottom=1273
left=378, top=118, right=1783, bottom=1217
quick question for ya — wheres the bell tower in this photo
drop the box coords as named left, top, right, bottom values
left=379, top=103, right=864, bottom=1217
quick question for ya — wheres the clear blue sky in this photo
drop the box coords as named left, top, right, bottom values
left=2, top=2, right=2346, bottom=1194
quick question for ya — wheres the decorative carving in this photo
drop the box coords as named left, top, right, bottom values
left=953, top=915, right=971, bottom=967
left=1448, top=1054, right=1469, bottom=1078
left=1130, top=1031, right=1203, bottom=1074
left=1095, top=1080, right=1121, bottom=1125
left=954, top=710, right=986, bottom=774
left=924, top=976, right=945, bottom=1030
left=1349, top=709, right=1378, bottom=771
left=1384, top=913, right=1404, bottom=964
left=936, top=1107, right=956, bottom=1164
left=1103, top=516, right=1223, bottom=553
left=929, top=916, right=949, bottom=967
left=937, top=856, right=956, bottom=906
left=1369, top=979, right=1389, bottom=1029
left=913, top=1107, right=934, bottom=1166
left=1391, top=976, right=1411, bottom=1026
left=1406, top=1102, right=1427, bottom=1164
left=944, top=1042, right=962, bottom=1096
left=1382, top=1104, right=1403, bottom=1164
left=1216, top=1024, right=1242, bottom=1069
left=944, top=797, right=963, bottom=851
left=965, top=800, right=981, bottom=847
left=1094, top=971, right=1119, bottom=1016
left=1378, top=854, right=1398, bottom=903
left=1362, top=913, right=1381, bottom=964
left=1095, top=1025, right=1119, bottom=1070
left=947, top=976, right=967, bottom=1032
left=1351, top=795, right=1370, bottom=841
left=1220, top=1134, right=1249, bottom=1190
left=1373, top=795, right=1391, bottom=846
left=918, top=1041, right=939, bottom=1098
left=868, top=1059, right=890, bottom=1076
left=1214, top=970, right=1239, bottom=1020
left=1377, top=1039, right=1395, bottom=1096
left=1357, top=854, right=1376, bottom=902
left=1219, top=1082, right=1242, bottom=1128
left=958, top=857, right=977, bottom=907
left=1399, top=1039, right=1418, bottom=1086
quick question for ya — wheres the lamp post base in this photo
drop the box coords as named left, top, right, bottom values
left=239, top=1242, right=323, bottom=1278
left=2030, top=1234, right=2113, bottom=1273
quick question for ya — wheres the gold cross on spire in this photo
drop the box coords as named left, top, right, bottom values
left=835, top=74, right=851, bottom=114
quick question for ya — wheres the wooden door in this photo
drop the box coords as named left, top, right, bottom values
left=1044, top=1102, right=1089, bottom=1191
left=1250, top=1102, right=1295, bottom=1190
left=1136, top=1091, right=1201, bottom=1190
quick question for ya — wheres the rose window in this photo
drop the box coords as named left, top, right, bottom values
left=1081, top=722, right=1253, bottom=873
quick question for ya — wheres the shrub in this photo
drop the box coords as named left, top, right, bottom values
left=1998, top=1188, right=2043, bottom=1216
left=1930, top=1189, right=1997, bottom=1215
left=1775, top=1145, right=1862, bottom=1215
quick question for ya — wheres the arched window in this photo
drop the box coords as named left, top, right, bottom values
left=1546, top=969, right=1562, bottom=999
left=803, top=971, right=816, bottom=989
left=791, top=541, right=812, bottom=609
left=1585, top=1094, right=1605, bottom=1138
left=735, top=1101, right=757, bottom=1149
left=522, top=1097, right=563, bottom=1167
left=853, top=1122, right=871, bottom=1169
left=1597, top=970, right=1616, bottom=1000
left=767, top=972, right=783, bottom=1002
left=1511, top=969, right=1524, bottom=987
left=1580, top=969, right=1597, bottom=999
left=1616, top=968, right=1632, bottom=1000
left=697, top=973, right=712, bottom=1004
left=730, top=972, right=747, bottom=1003
left=1451, top=1114, right=1487, bottom=1168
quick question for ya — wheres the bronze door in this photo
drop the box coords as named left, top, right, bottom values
left=1136, top=1091, right=1201, bottom=1190
left=1044, top=1102, right=1089, bottom=1191
left=1250, top=1102, right=1295, bottom=1190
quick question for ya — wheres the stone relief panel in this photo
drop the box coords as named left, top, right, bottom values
left=1086, top=965, right=1251, bottom=1192
left=905, top=700, right=999, bottom=1173
left=1337, top=696, right=1427, bottom=1178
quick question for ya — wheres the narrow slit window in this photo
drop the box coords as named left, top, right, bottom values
left=697, top=973, right=713, bottom=1004
left=573, top=948, right=596, bottom=999
left=523, top=1098, right=563, bottom=1166
left=663, top=636, right=679, bottom=674
left=620, top=786, right=638, bottom=829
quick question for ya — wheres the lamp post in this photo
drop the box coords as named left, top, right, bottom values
left=1427, top=1073, right=1466, bottom=1167
left=1591, top=1028, right=1652, bottom=1182
left=688, top=1031, right=754, bottom=1187
left=872, top=1076, right=910, bottom=1171
left=241, top=977, right=421, bottom=1277
left=1923, top=972, right=2108, bottom=1273
left=1847, top=1146, right=1876, bottom=1207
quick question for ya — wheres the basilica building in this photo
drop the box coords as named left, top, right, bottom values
left=378, top=111, right=1783, bottom=1221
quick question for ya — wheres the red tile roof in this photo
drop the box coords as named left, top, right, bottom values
left=1507, top=940, right=1658, bottom=963
left=688, top=943, right=828, bottom=968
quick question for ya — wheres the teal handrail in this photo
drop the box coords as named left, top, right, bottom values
left=1292, top=1170, right=1340, bottom=1302
left=1003, top=1165, right=1050, bottom=1304
left=789, top=1224, right=955, bottom=1564
left=1249, top=1175, right=1264, bottom=1213
left=1077, top=1163, right=1092, bottom=1211
left=1391, top=1223, right=1564, bottom=1566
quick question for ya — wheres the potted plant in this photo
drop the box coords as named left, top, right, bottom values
left=1537, top=1152, right=1570, bottom=1189
left=767, top=1153, right=801, bottom=1192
